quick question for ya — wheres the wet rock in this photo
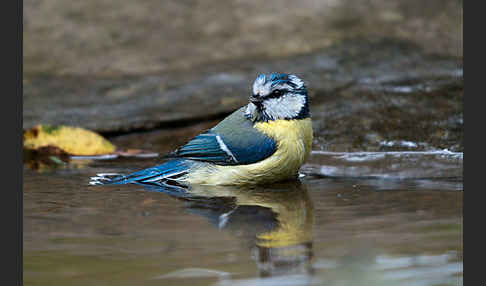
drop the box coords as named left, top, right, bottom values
left=24, top=38, right=462, bottom=151
left=23, top=72, right=247, bottom=133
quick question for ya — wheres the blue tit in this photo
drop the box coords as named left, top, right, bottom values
left=90, top=73, right=313, bottom=186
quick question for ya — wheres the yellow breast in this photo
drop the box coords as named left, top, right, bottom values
left=187, top=118, right=313, bottom=185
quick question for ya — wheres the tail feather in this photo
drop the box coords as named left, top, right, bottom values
left=89, top=173, right=128, bottom=185
left=89, top=159, right=191, bottom=186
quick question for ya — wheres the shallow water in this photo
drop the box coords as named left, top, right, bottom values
left=23, top=151, right=462, bottom=286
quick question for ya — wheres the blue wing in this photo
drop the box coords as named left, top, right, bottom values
left=167, top=132, right=236, bottom=164
left=166, top=107, right=277, bottom=165
left=90, top=108, right=277, bottom=186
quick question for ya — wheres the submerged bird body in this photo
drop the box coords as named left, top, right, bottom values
left=182, top=109, right=313, bottom=185
left=91, top=73, right=313, bottom=186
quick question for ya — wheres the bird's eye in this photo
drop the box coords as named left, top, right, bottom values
left=269, top=89, right=284, bottom=98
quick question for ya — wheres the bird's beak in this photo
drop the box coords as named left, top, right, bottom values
left=250, top=94, right=263, bottom=105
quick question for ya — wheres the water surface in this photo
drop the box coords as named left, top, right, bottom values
left=24, top=153, right=462, bottom=286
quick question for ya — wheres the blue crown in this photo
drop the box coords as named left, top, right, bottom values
left=255, top=73, right=303, bottom=89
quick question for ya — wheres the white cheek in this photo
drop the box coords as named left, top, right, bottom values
left=263, top=94, right=305, bottom=119
left=289, top=98, right=303, bottom=110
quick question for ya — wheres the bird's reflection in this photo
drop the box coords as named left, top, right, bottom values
left=140, top=180, right=314, bottom=278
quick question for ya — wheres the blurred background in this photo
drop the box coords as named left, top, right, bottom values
left=24, top=0, right=462, bottom=75
left=23, top=0, right=463, bottom=152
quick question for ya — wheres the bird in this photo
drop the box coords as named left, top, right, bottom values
left=90, top=73, right=313, bottom=186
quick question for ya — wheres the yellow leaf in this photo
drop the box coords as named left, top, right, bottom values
left=23, top=125, right=116, bottom=155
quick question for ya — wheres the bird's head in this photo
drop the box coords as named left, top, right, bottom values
left=244, top=73, right=309, bottom=122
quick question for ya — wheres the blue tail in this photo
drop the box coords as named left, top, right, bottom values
left=90, top=159, right=192, bottom=186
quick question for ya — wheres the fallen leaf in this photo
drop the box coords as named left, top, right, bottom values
left=23, top=125, right=116, bottom=156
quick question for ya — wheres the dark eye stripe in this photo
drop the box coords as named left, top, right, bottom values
left=265, top=89, right=287, bottom=99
